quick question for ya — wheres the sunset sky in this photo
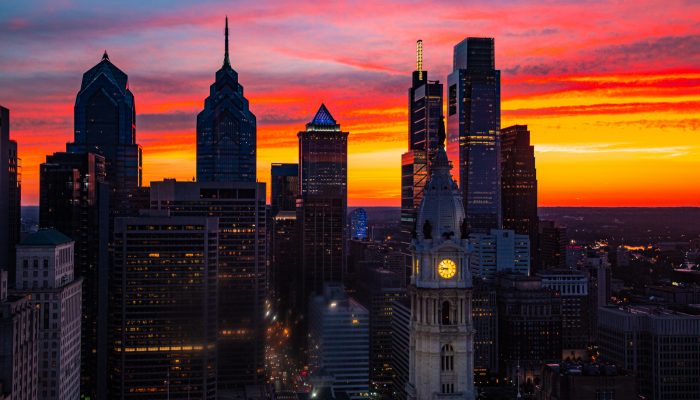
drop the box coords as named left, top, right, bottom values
left=1, top=0, right=699, bottom=207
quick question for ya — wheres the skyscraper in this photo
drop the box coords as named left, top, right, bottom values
left=40, top=151, right=109, bottom=398
left=0, top=105, right=21, bottom=277
left=298, top=104, right=348, bottom=305
left=469, top=229, right=530, bottom=280
left=150, top=180, right=267, bottom=389
left=197, top=17, right=257, bottom=183
left=110, top=212, right=218, bottom=399
left=447, top=38, right=501, bottom=234
left=401, top=40, right=444, bottom=238
left=67, top=52, right=142, bottom=213
left=271, top=163, right=299, bottom=216
left=407, top=144, right=475, bottom=400
left=15, top=230, right=82, bottom=400
left=500, top=124, right=538, bottom=268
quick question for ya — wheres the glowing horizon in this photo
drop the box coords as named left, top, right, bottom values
left=2, top=1, right=699, bottom=207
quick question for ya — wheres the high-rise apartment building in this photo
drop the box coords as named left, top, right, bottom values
left=197, top=18, right=257, bottom=183
left=15, top=230, right=82, bottom=400
left=598, top=305, right=700, bottom=400
left=469, top=229, right=530, bottom=280
left=538, top=220, right=568, bottom=269
left=0, top=270, right=39, bottom=400
left=447, top=38, right=501, bottom=234
left=39, top=151, right=109, bottom=397
left=0, top=105, right=21, bottom=276
left=401, top=40, right=444, bottom=238
left=150, top=180, right=267, bottom=389
left=67, top=52, right=142, bottom=214
left=110, top=212, right=218, bottom=399
left=298, top=104, right=348, bottom=305
left=308, top=284, right=370, bottom=399
left=500, top=125, right=538, bottom=268
left=407, top=146, right=475, bottom=400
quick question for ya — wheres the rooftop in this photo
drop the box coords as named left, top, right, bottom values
left=20, top=229, right=73, bottom=246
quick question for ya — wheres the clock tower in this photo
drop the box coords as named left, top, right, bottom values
left=406, top=136, right=475, bottom=399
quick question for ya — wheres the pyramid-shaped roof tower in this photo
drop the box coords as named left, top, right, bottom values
left=310, top=103, right=337, bottom=126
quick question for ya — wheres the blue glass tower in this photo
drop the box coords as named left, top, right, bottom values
left=197, top=17, right=257, bottom=183
left=447, top=37, right=501, bottom=234
left=349, top=208, right=368, bottom=240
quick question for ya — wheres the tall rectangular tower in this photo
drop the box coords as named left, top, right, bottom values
left=0, top=105, right=21, bottom=276
left=15, top=229, right=82, bottom=400
left=150, top=180, right=267, bottom=389
left=271, top=163, right=299, bottom=216
left=447, top=38, right=501, bottom=234
left=110, top=212, right=218, bottom=399
left=501, top=125, right=538, bottom=269
left=298, top=104, right=348, bottom=306
left=197, top=18, right=257, bottom=183
left=401, top=40, right=444, bottom=238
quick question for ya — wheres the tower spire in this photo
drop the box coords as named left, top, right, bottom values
left=223, top=16, right=230, bottom=66
left=416, top=39, right=423, bottom=81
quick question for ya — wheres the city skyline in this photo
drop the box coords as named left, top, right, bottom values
left=2, top=1, right=700, bottom=207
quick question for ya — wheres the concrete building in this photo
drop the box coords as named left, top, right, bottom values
left=150, top=179, right=267, bottom=388
left=470, top=229, right=530, bottom=280
left=390, top=298, right=410, bottom=400
left=308, top=284, right=370, bottom=399
left=472, top=282, right=498, bottom=385
left=110, top=212, right=219, bottom=399
left=598, top=305, right=700, bottom=400
left=0, top=270, right=39, bottom=400
left=0, top=105, right=21, bottom=277
left=538, top=362, right=637, bottom=400
left=538, top=269, right=590, bottom=351
left=15, top=230, right=82, bottom=399
left=407, top=145, right=475, bottom=400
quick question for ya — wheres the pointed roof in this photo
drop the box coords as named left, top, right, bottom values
left=102, top=50, right=109, bottom=61
left=310, top=103, right=337, bottom=126
left=223, top=16, right=230, bottom=67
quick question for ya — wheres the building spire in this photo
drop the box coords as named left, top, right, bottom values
left=416, top=39, right=423, bottom=81
left=102, top=50, right=109, bottom=61
left=223, top=16, right=230, bottom=67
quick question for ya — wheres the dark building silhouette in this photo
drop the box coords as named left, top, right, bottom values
left=401, top=40, right=443, bottom=238
left=150, top=180, right=267, bottom=389
left=40, top=151, right=110, bottom=398
left=297, top=104, right=348, bottom=307
left=472, top=282, right=498, bottom=385
left=497, top=274, right=562, bottom=385
left=447, top=38, right=501, bottom=234
left=538, top=362, right=637, bottom=400
left=539, top=269, right=591, bottom=352
left=500, top=125, right=538, bottom=269
left=197, top=18, right=256, bottom=183
left=539, top=220, right=568, bottom=269
left=110, top=212, right=218, bottom=399
left=390, top=298, right=410, bottom=400
left=0, top=105, right=21, bottom=277
left=271, top=210, right=298, bottom=324
left=67, top=52, right=142, bottom=214
left=271, top=163, right=299, bottom=216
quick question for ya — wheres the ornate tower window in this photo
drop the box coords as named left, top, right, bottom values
left=441, top=344, right=454, bottom=371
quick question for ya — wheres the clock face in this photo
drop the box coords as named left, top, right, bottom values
left=438, top=259, right=457, bottom=279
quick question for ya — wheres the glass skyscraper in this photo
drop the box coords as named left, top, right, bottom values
left=447, top=37, right=501, bottom=234
left=67, top=52, right=142, bottom=214
left=298, top=104, right=348, bottom=309
left=197, top=17, right=257, bottom=183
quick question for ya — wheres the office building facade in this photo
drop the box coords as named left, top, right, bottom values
left=472, top=283, right=498, bottom=385
left=538, top=269, right=590, bottom=351
left=197, top=18, right=257, bottom=183
left=349, top=208, right=368, bottom=240
left=446, top=38, right=501, bottom=234
left=0, top=270, right=39, bottom=400
left=298, top=104, right=348, bottom=304
left=0, top=106, right=21, bottom=275
left=500, top=125, right=538, bottom=268
left=598, top=306, right=700, bottom=400
left=150, top=180, right=267, bottom=389
left=308, top=284, right=370, bottom=399
left=110, top=213, right=218, bottom=399
left=15, top=230, right=82, bottom=400
left=401, top=40, right=444, bottom=238
left=469, top=229, right=530, bottom=280
left=271, top=163, right=298, bottom=216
